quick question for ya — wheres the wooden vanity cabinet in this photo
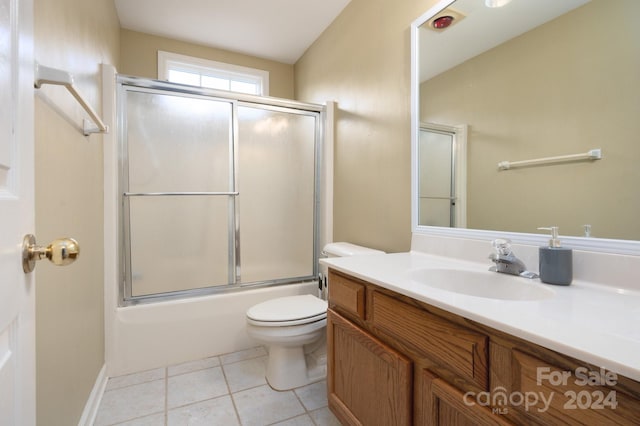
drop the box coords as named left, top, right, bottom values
left=327, top=310, right=412, bottom=426
left=327, top=268, right=640, bottom=426
left=328, top=269, right=494, bottom=425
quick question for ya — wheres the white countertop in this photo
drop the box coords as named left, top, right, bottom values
left=321, top=251, right=640, bottom=382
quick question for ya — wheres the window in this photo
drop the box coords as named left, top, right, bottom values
left=158, top=51, right=269, bottom=96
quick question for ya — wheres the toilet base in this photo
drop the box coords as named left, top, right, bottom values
left=265, top=345, right=327, bottom=391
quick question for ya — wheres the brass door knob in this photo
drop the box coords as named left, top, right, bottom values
left=22, top=234, right=80, bottom=273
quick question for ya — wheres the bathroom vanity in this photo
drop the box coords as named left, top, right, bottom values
left=323, top=252, right=640, bottom=425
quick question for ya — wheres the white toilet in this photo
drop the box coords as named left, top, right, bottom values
left=246, top=242, right=384, bottom=390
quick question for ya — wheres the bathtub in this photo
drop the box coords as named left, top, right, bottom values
left=105, top=282, right=317, bottom=377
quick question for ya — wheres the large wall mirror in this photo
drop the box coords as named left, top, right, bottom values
left=411, top=0, right=640, bottom=254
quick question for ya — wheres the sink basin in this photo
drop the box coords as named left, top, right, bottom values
left=409, top=268, right=554, bottom=301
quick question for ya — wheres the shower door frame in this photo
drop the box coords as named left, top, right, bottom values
left=116, top=76, right=324, bottom=306
left=418, top=123, right=468, bottom=229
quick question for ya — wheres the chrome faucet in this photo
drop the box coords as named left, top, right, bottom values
left=489, top=239, right=538, bottom=279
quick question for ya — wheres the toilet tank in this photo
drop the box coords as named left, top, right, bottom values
left=322, top=242, right=385, bottom=258
left=318, top=242, right=385, bottom=299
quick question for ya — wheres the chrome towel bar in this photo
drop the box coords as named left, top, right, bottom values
left=34, top=63, right=109, bottom=136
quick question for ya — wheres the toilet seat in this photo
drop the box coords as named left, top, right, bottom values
left=246, top=295, right=328, bottom=326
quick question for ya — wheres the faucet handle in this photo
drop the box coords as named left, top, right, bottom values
left=491, top=238, right=512, bottom=255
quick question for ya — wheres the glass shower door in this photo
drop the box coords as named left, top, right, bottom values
left=118, top=77, right=323, bottom=305
left=123, top=89, right=235, bottom=297
left=237, top=105, right=318, bottom=283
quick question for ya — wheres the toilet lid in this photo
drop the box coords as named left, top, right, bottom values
left=247, top=295, right=328, bottom=324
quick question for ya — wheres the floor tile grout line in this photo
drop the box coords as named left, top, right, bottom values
left=222, top=353, right=263, bottom=367
left=220, top=349, right=267, bottom=367
left=219, top=361, right=244, bottom=425
left=292, top=388, right=321, bottom=426
left=160, top=372, right=277, bottom=413
left=167, top=363, right=222, bottom=380
left=166, top=355, right=222, bottom=378
left=106, top=409, right=165, bottom=426
left=101, top=379, right=163, bottom=396
left=265, top=411, right=310, bottom=426
left=103, top=373, right=166, bottom=393
left=164, top=366, right=168, bottom=426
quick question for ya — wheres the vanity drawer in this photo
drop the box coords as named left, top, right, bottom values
left=328, top=269, right=365, bottom=320
left=370, top=290, right=488, bottom=390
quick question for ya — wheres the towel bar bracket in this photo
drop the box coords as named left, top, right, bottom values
left=83, top=119, right=109, bottom=136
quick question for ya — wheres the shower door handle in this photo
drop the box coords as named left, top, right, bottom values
left=22, top=234, right=80, bottom=273
left=123, top=191, right=239, bottom=197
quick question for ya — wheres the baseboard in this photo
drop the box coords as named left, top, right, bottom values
left=78, top=364, right=108, bottom=426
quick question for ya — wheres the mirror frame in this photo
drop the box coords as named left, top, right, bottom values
left=410, top=0, right=640, bottom=256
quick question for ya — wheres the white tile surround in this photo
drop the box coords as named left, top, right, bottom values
left=94, top=347, right=339, bottom=426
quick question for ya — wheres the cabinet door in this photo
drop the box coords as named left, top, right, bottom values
left=327, top=309, right=412, bottom=426
left=508, top=350, right=640, bottom=425
left=423, top=370, right=514, bottom=426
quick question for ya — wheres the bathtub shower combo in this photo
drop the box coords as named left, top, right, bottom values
left=107, top=74, right=332, bottom=376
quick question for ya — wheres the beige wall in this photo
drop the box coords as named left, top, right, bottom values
left=295, top=0, right=438, bottom=253
left=34, top=0, right=119, bottom=424
left=420, top=0, right=640, bottom=240
left=120, top=29, right=295, bottom=99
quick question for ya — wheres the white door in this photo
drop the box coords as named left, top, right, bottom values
left=0, top=0, right=35, bottom=424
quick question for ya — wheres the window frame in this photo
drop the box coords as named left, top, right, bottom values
left=157, top=50, right=269, bottom=96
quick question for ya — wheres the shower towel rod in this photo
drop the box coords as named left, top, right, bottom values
left=34, top=63, right=109, bottom=136
left=498, top=148, right=602, bottom=171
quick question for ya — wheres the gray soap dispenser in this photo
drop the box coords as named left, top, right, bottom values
left=538, top=226, right=572, bottom=286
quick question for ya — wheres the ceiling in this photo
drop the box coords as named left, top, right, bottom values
left=114, top=0, right=352, bottom=65
left=419, top=0, right=590, bottom=82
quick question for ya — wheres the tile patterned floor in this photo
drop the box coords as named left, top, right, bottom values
left=94, top=347, right=341, bottom=426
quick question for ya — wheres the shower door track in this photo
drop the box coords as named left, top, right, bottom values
left=118, top=75, right=324, bottom=113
